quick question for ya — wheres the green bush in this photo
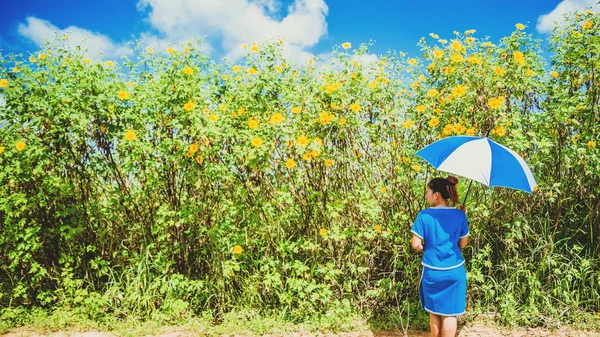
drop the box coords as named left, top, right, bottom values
left=0, top=10, right=598, bottom=331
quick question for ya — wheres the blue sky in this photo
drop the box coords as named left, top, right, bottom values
left=0, top=0, right=598, bottom=63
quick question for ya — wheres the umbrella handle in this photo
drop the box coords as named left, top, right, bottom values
left=461, top=180, right=473, bottom=210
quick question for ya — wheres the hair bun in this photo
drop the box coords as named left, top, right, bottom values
left=447, top=175, right=459, bottom=186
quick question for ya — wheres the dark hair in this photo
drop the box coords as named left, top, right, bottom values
left=428, top=176, right=459, bottom=205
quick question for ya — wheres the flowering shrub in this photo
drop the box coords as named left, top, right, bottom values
left=0, top=11, right=598, bottom=326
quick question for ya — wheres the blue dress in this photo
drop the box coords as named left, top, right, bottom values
left=411, top=206, right=469, bottom=316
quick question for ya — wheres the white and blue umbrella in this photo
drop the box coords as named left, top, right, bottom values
left=416, top=136, right=537, bottom=194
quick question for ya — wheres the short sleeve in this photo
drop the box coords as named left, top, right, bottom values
left=459, top=215, right=469, bottom=239
left=411, top=212, right=425, bottom=240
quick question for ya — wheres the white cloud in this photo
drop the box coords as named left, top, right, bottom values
left=352, top=53, right=379, bottom=65
left=537, top=0, right=600, bottom=34
left=15, top=0, right=329, bottom=63
left=17, top=17, right=133, bottom=59
left=136, top=0, right=329, bottom=62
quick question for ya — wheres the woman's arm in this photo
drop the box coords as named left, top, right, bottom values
left=411, top=235, right=424, bottom=252
left=458, top=236, right=468, bottom=248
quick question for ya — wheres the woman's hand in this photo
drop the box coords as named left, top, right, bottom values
left=411, top=235, right=424, bottom=252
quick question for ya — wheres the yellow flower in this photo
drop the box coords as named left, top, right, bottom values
left=124, top=130, right=136, bottom=141
left=319, top=228, right=327, bottom=236
left=494, top=125, right=506, bottom=137
left=488, top=96, right=504, bottom=110
left=297, top=136, right=309, bottom=147
left=182, top=67, right=194, bottom=75
left=166, top=47, right=176, bottom=53
left=248, top=118, right=259, bottom=129
left=513, top=51, right=525, bottom=66
left=584, top=10, right=596, bottom=15
left=0, top=146, right=4, bottom=154
left=12, top=67, right=19, bottom=73
left=416, top=105, right=426, bottom=113
left=338, top=118, right=346, bottom=125
left=582, top=21, right=593, bottom=29
left=285, top=159, right=297, bottom=169
left=429, top=33, right=439, bottom=39
left=184, top=102, right=195, bottom=111
left=105, top=61, right=115, bottom=67
left=302, top=152, right=312, bottom=161
left=439, top=39, right=448, bottom=44
left=241, top=43, right=248, bottom=49
left=232, top=245, right=243, bottom=255
left=342, top=42, right=351, bottom=49
left=146, top=47, right=154, bottom=53
left=15, top=141, right=26, bottom=151
left=412, top=164, right=421, bottom=171
left=246, top=68, right=258, bottom=75
left=466, top=127, right=476, bottom=136
left=431, top=49, right=444, bottom=59
left=324, top=159, right=334, bottom=167
left=526, top=69, right=536, bottom=76
left=495, top=67, right=505, bottom=76
left=515, top=23, right=526, bottom=30
left=251, top=137, right=264, bottom=147
left=319, top=111, right=335, bottom=125
left=311, top=149, right=321, bottom=157
left=0, top=79, right=8, bottom=88
left=451, top=85, right=467, bottom=97
left=188, top=144, right=199, bottom=154
left=250, top=45, right=259, bottom=52
left=268, top=113, right=285, bottom=125
left=83, top=59, right=92, bottom=64
left=442, top=124, right=455, bottom=136
left=588, top=140, right=597, bottom=148
left=450, top=54, right=463, bottom=62
left=196, top=155, right=204, bottom=165
left=291, top=106, right=302, bottom=113
left=350, top=103, right=361, bottom=112
left=454, top=123, right=466, bottom=134
left=209, top=114, right=218, bottom=121
left=429, top=117, right=440, bottom=127
left=29, top=56, right=37, bottom=63
left=118, top=90, right=130, bottom=101
left=374, top=225, right=382, bottom=233
left=408, top=58, right=417, bottom=66
left=466, top=55, right=481, bottom=64
left=451, top=40, right=463, bottom=52
left=427, top=88, right=439, bottom=97
left=275, top=65, right=283, bottom=73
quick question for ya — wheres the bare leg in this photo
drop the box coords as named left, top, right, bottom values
left=429, top=312, right=442, bottom=337
left=440, top=316, right=457, bottom=337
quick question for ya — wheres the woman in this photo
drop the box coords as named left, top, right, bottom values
left=411, top=176, right=469, bottom=337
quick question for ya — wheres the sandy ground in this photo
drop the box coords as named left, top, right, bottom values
left=2, top=322, right=599, bottom=337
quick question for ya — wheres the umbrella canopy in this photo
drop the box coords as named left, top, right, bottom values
left=415, top=136, right=537, bottom=194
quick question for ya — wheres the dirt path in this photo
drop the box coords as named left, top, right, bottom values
left=2, top=322, right=599, bottom=337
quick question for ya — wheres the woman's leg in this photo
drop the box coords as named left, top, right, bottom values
left=440, top=316, right=457, bottom=337
left=429, top=312, right=442, bottom=337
